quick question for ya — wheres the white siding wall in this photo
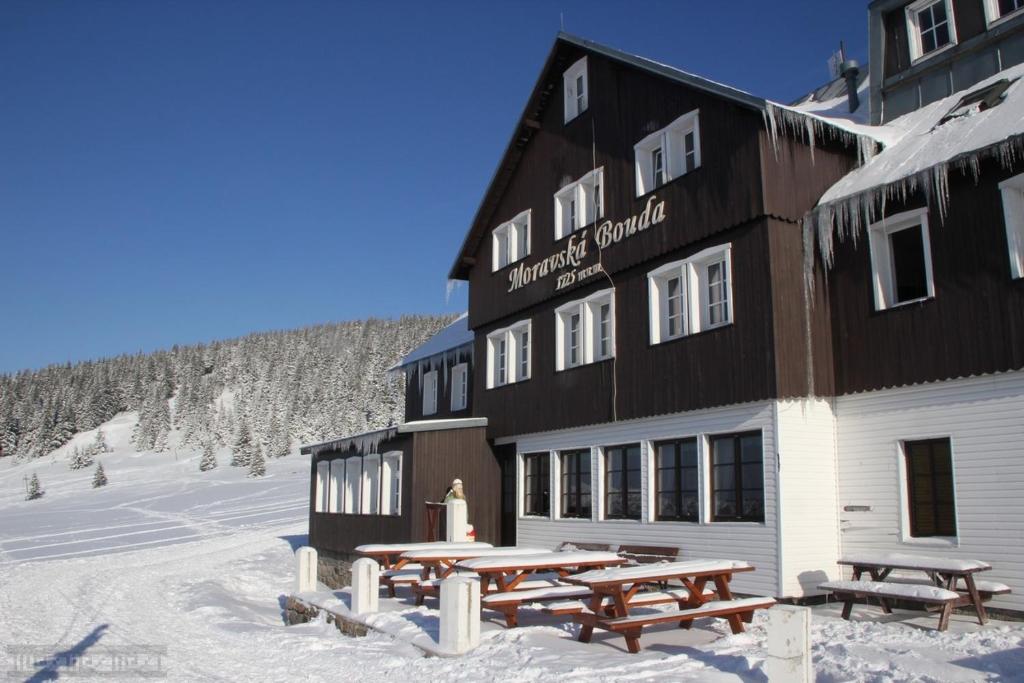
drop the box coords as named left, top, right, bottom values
left=775, top=399, right=841, bottom=596
left=510, top=401, right=780, bottom=597
left=836, top=371, right=1024, bottom=612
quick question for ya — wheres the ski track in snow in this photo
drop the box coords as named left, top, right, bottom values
left=2, top=417, right=1024, bottom=681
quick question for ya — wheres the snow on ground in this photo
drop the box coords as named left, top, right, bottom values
left=1, top=415, right=1023, bottom=681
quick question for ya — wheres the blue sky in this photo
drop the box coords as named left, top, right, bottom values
left=0, top=1, right=867, bottom=372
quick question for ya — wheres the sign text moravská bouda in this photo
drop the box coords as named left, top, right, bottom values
left=506, top=195, right=666, bottom=293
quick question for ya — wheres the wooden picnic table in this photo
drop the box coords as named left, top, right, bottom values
left=401, top=546, right=550, bottom=592
left=562, top=559, right=773, bottom=654
left=837, top=553, right=1002, bottom=626
left=454, top=550, right=629, bottom=627
left=355, top=541, right=493, bottom=571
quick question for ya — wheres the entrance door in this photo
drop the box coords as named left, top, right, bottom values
left=497, top=444, right=517, bottom=546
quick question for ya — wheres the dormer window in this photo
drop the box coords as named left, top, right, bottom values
left=554, top=168, right=604, bottom=240
left=634, top=111, right=701, bottom=196
left=984, top=0, right=1024, bottom=25
left=563, top=57, right=588, bottom=123
left=907, top=0, right=957, bottom=62
left=492, top=210, right=531, bottom=271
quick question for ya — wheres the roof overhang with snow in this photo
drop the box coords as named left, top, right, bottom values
left=447, top=32, right=874, bottom=282
left=300, top=417, right=488, bottom=457
left=387, top=313, right=472, bottom=372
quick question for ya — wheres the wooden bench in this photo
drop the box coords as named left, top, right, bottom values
left=616, top=545, right=680, bottom=565
left=482, top=584, right=595, bottom=627
left=820, top=580, right=963, bottom=631
left=380, top=566, right=424, bottom=597
left=556, top=542, right=613, bottom=552
left=598, top=597, right=776, bottom=654
left=544, top=586, right=715, bottom=616
left=411, top=573, right=566, bottom=606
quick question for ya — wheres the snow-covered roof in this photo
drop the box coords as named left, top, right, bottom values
left=821, top=63, right=1024, bottom=206
left=299, top=416, right=487, bottom=456
left=805, top=62, right=1024, bottom=253
left=389, top=313, right=472, bottom=371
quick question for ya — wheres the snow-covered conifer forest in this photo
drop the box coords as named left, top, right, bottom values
left=0, top=315, right=454, bottom=461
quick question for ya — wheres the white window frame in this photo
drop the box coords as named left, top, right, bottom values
left=983, top=0, right=1024, bottom=26
left=555, top=288, right=615, bottom=371
left=422, top=369, right=438, bottom=416
left=648, top=244, right=733, bottom=344
left=491, top=210, right=531, bottom=271
left=563, top=56, right=588, bottom=123
left=315, top=461, right=329, bottom=512
left=486, top=320, right=531, bottom=388
left=634, top=110, right=701, bottom=197
left=999, top=172, right=1024, bottom=279
left=906, top=0, right=958, bottom=63
left=328, top=459, right=344, bottom=513
left=450, top=362, right=469, bottom=411
left=360, top=453, right=381, bottom=515
left=381, top=451, right=403, bottom=516
left=554, top=168, right=604, bottom=240
left=895, top=437, right=960, bottom=547
left=867, top=209, right=936, bottom=310
left=342, top=457, right=361, bottom=514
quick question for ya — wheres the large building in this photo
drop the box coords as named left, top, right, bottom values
left=306, top=3, right=1024, bottom=613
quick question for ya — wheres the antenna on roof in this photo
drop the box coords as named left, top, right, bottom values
left=560, top=12, right=565, bottom=31
left=827, top=42, right=845, bottom=81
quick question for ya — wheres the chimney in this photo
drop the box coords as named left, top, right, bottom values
left=840, top=59, right=861, bottom=113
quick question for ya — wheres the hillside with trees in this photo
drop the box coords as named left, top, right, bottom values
left=0, top=315, right=454, bottom=461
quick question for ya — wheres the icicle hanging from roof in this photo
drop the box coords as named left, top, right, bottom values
left=762, top=102, right=879, bottom=166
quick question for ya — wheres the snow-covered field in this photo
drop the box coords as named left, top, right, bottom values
left=1, top=414, right=1023, bottom=681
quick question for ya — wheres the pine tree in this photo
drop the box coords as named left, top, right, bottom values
left=247, top=445, right=266, bottom=478
left=26, top=473, right=44, bottom=500
left=231, top=423, right=253, bottom=468
left=93, top=429, right=111, bottom=454
left=92, top=463, right=108, bottom=488
left=69, top=445, right=94, bottom=470
left=199, top=441, right=218, bottom=472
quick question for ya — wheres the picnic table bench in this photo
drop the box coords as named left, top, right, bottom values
left=819, top=553, right=1011, bottom=631
left=355, top=541, right=493, bottom=597
left=562, top=559, right=774, bottom=653
left=455, top=550, right=628, bottom=627
left=400, top=546, right=549, bottom=605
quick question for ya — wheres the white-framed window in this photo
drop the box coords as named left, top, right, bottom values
left=554, top=168, right=604, bottom=239
left=563, top=56, right=588, bottom=123
left=555, top=288, right=614, bottom=370
left=422, top=370, right=438, bottom=415
left=315, top=461, right=329, bottom=512
left=648, top=244, right=732, bottom=344
left=381, top=451, right=403, bottom=516
left=898, top=437, right=958, bottom=542
left=343, top=457, right=361, bottom=514
left=361, top=453, right=381, bottom=515
left=450, top=362, right=469, bottom=411
left=906, top=0, right=957, bottom=62
left=328, top=459, right=344, bottom=513
left=492, top=210, right=531, bottom=271
left=999, top=172, right=1024, bottom=279
left=634, top=110, right=701, bottom=196
left=486, top=320, right=531, bottom=388
left=984, top=0, right=1024, bottom=25
left=867, top=209, right=936, bottom=310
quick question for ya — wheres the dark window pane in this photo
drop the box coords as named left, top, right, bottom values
left=658, top=493, right=676, bottom=517
left=715, top=492, right=735, bottom=517
left=905, top=438, right=957, bottom=537
left=713, top=438, right=735, bottom=465
left=890, top=226, right=928, bottom=302
left=714, top=464, right=734, bottom=490
left=742, top=463, right=763, bottom=490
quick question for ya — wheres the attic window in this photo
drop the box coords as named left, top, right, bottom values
left=563, top=57, right=588, bottom=123
left=906, top=0, right=957, bottom=62
left=937, top=78, right=1016, bottom=126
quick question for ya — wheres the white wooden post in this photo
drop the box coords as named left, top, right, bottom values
left=295, top=546, right=318, bottom=593
left=446, top=499, right=468, bottom=542
left=764, top=605, right=812, bottom=683
left=438, top=576, right=480, bottom=654
left=350, top=557, right=379, bottom=615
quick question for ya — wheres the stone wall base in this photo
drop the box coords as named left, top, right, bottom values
left=285, top=596, right=369, bottom=637
left=317, top=548, right=356, bottom=589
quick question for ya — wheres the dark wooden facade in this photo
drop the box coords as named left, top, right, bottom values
left=308, top=426, right=501, bottom=556
left=402, top=345, right=474, bottom=422
left=826, top=160, right=1024, bottom=395
left=451, top=38, right=858, bottom=439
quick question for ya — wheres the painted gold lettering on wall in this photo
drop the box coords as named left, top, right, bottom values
left=506, top=195, right=667, bottom=293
